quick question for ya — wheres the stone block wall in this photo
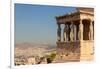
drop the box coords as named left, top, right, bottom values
left=56, top=40, right=94, bottom=61
left=80, top=40, right=94, bottom=61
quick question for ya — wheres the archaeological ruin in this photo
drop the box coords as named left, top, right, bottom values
left=55, top=7, right=94, bottom=61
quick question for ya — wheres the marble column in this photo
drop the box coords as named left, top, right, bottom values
left=89, top=20, right=93, bottom=40
left=93, top=21, right=94, bottom=40
left=78, top=20, right=83, bottom=40
left=73, top=24, right=77, bottom=41
left=70, top=22, right=74, bottom=41
left=63, top=24, right=67, bottom=42
left=57, top=24, right=61, bottom=42
left=68, top=24, right=71, bottom=41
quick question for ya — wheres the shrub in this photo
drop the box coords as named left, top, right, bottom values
left=46, top=53, right=56, bottom=63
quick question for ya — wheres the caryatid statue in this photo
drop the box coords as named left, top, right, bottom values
left=57, top=24, right=61, bottom=42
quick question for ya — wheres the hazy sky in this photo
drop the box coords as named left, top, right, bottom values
left=15, top=4, right=76, bottom=45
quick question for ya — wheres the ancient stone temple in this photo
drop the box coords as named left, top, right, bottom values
left=55, top=7, right=94, bottom=61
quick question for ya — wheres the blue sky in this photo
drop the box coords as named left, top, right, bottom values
left=15, top=4, right=76, bottom=45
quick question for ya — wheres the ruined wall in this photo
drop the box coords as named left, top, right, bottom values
left=56, top=40, right=94, bottom=61
left=56, top=41, right=80, bottom=61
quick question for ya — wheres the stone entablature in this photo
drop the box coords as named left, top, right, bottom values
left=56, top=9, right=94, bottom=24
